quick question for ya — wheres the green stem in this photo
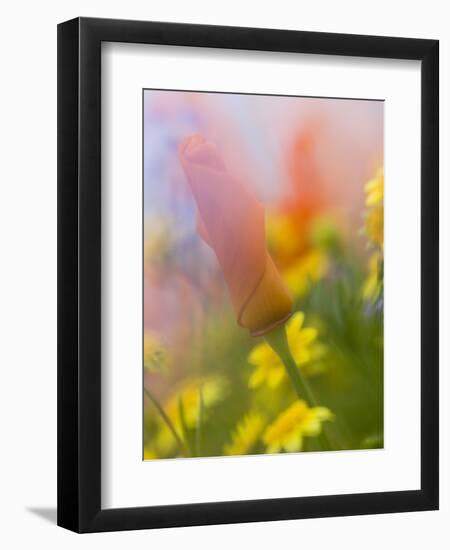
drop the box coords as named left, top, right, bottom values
left=144, top=386, right=187, bottom=456
left=265, top=325, right=332, bottom=451
left=178, top=396, right=193, bottom=457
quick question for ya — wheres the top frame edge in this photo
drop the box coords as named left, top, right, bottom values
left=59, top=16, right=438, bottom=61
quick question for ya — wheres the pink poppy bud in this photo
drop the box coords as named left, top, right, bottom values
left=179, top=135, right=293, bottom=336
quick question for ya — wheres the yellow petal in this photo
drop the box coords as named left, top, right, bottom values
left=293, top=348, right=311, bottom=365
left=248, top=366, right=267, bottom=388
left=300, top=416, right=321, bottom=437
left=299, top=327, right=318, bottom=345
left=267, top=366, right=286, bottom=388
left=313, top=407, right=334, bottom=421
left=266, top=443, right=281, bottom=454
left=144, top=448, right=157, bottom=460
left=302, top=407, right=333, bottom=436
left=283, top=431, right=303, bottom=452
left=287, top=311, right=305, bottom=334
left=248, top=343, right=278, bottom=367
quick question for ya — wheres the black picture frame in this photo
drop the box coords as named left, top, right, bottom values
left=57, top=16, right=439, bottom=533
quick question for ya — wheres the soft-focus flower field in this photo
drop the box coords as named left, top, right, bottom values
left=143, top=90, right=384, bottom=459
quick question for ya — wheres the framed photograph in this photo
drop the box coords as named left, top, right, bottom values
left=57, top=17, right=439, bottom=533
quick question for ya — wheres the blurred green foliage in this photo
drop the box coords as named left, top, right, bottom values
left=144, top=243, right=383, bottom=458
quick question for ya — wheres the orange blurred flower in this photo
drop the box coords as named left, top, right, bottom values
left=179, top=135, right=293, bottom=336
left=267, top=124, right=333, bottom=296
left=284, top=124, right=327, bottom=219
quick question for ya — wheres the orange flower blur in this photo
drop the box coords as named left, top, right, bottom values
left=179, top=135, right=293, bottom=336
left=272, top=123, right=328, bottom=266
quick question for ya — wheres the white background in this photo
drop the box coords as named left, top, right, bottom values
left=102, top=44, right=421, bottom=508
left=0, top=0, right=448, bottom=548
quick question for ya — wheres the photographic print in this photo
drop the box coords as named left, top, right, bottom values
left=143, top=89, right=384, bottom=460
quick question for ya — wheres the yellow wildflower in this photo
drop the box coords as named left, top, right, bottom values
left=263, top=400, right=333, bottom=453
left=166, top=376, right=228, bottom=429
left=224, top=412, right=265, bottom=456
left=266, top=215, right=304, bottom=260
left=153, top=376, right=228, bottom=455
left=364, top=168, right=384, bottom=248
left=144, top=331, right=169, bottom=372
left=362, top=168, right=384, bottom=300
left=365, top=169, right=384, bottom=207
left=362, top=251, right=383, bottom=301
left=267, top=214, right=332, bottom=298
left=283, top=249, right=329, bottom=297
left=143, top=447, right=157, bottom=460
left=248, top=311, right=326, bottom=389
left=366, top=206, right=383, bottom=248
